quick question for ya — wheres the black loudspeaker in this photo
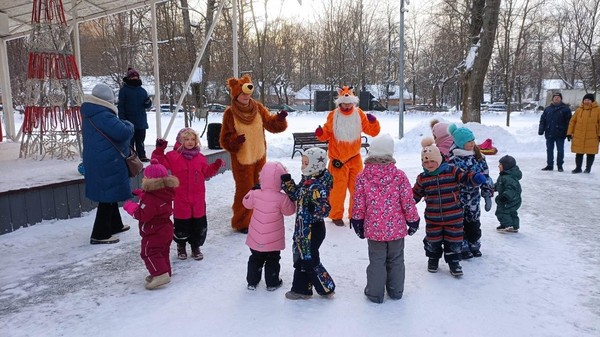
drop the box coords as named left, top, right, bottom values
left=207, top=123, right=222, bottom=149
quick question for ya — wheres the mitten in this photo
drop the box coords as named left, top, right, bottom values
left=496, top=194, right=508, bottom=203
left=277, top=110, right=288, bottom=121
left=566, top=135, right=572, bottom=142
left=315, top=125, right=323, bottom=137
left=366, top=113, right=377, bottom=123
left=156, top=138, right=168, bottom=150
left=281, top=173, right=292, bottom=182
left=236, top=134, right=246, bottom=144
left=132, top=188, right=144, bottom=199
left=407, top=219, right=420, bottom=236
left=350, top=219, right=365, bottom=239
left=123, top=200, right=139, bottom=216
left=484, top=196, right=492, bottom=212
left=473, top=173, right=487, bottom=185
left=214, top=158, right=225, bottom=168
left=252, top=183, right=261, bottom=190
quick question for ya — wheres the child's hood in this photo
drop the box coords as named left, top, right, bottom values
left=501, top=165, right=523, bottom=180
left=362, top=162, right=398, bottom=185
left=259, top=162, right=287, bottom=191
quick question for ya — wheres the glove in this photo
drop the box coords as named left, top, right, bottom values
left=315, top=125, right=323, bottom=137
left=350, top=219, right=365, bottom=239
left=497, top=195, right=508, bottom=203
left=484, top=196, right=492, bottom=212
left=277, top=110, right=288, bottom=121
left=407, top=219, right=420, bottom=236
left=214, top=158, right=225, bottom=168
left=251, top=183, right=261, bottom=190
left=123, top=200, right=139, bottom=216
left=366, top=113, right=377, bottom=123
left=156, top=138, right=168, bottom=150
left=132, top=188, right=144, bottom=198
left=566, top=135, right=572, bottom=142
left=473, top=173, right=487, bottom=185
left=281, top=173, right=292, bottom=182
left=236, top=134, right=246, bottom=144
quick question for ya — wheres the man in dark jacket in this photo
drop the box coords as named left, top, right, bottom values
left=118, top=68, right=152, bottom=161
left=538, top=92, right=572, bottom=171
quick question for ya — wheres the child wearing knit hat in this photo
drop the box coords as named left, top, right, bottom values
left=350, top=134, right=420, bottom=303
left=494, top=155, right=522, bottom=233
left=152, top=128, right=225, bottom=261
left=280, top=147, right=336, bottom=299
left=123, top=159, right=180, bottom=290
left=447, top=124, right=494, bottom=260
left=413, top=137, right=487, bottom=277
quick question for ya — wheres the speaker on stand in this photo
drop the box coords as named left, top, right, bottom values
left=207, top=123, right=222, bottom=149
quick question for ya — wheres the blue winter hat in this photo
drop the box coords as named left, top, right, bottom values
left=448, top=123, right=475, bottom=149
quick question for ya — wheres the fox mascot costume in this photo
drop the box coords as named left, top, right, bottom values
left=315, top=86, right=381, bottom=226
left=220, top=75, right=288, bottom=233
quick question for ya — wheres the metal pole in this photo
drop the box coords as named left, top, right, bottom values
left=398, top=0, right=405, bottom=139
left=232, top=0, right=239, bottom=77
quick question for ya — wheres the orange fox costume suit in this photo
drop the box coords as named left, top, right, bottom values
left=219, top=75, right=288, bottom=232
left=316, top=86, right=381, bottom=223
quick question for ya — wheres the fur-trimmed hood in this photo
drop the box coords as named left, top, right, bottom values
left=141, top=175, right=180, bottom=192
left=84, top=95, right=118, bottom=114
left=364, top=155, right=396, bottom=165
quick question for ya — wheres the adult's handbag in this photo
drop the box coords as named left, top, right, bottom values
left=125, top=147, right=144, bottom=177
left=88, top=119, right=144, bottom=178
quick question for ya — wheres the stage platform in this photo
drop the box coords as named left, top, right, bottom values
left=0, top=142, right=230, bottom=235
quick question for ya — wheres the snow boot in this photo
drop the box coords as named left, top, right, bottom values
left=472, top=250, right=482, bottom=257
left=449, top=262, right=463, bottom=277
left=427, top=258, right=439, bottom=273
left=266, top=279, right=283, bottom=291
left=461, top=251, right=474, bottom=260
left=541, top=165, right=553, bottom=171
left=145, top=273, right=170, bottom=290
left=191, top=246, right=204, bottom=260
left=177, top=242, right=187, bottom=260
left=90, top=236, right=119, bottom=244
left=285, top=291, right=312, bottom=300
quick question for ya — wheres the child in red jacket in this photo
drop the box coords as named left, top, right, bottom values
left=124, top=159, right=180, bottom=290
left=153, top=128, right=224, bottom=261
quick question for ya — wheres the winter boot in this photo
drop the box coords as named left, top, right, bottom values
left=449, top=262, right=463, bottom=277
left=266, top=279, right=283, bottom=291
left=557, top=165, right=564, bottom=172
left=177, top=242, right=187, bottom=260
left=472, top=250, right=482, bottom=257
left=541, top=165, right=553, bottom=171
left=461, top=251, right=474, bottom=260
left=145, top=273, right=170, bottom=290
left=584, top=154, right=594, bottom=173
left=427, top=258, right=439, bottom=273
left=191, top=246, right=204, bottom=260
left=573, top=154, right=584, bottom=173
left=285, top=291, right=312, bottom=300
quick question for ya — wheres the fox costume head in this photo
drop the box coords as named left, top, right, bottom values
left=334, top=85, right=359, bottom=106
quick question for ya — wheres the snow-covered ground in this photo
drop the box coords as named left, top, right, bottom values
left=1, top=110, right=599, bottom=337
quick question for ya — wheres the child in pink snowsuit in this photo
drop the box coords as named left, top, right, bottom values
left=242, top=161, right=296, bottom=291
left=124, top=159, right=180, bottom=290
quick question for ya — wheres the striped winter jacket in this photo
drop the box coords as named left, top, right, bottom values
left=412, top=162, right=478, bottom=227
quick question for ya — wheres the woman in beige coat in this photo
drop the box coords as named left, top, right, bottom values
left=567, top=93, right=600, bottom=173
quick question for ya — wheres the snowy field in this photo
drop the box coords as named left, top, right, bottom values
left=1, top=110, right=599, bottom=337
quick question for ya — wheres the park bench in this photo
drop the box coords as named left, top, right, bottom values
left=291, top=132, right=370, bottom=158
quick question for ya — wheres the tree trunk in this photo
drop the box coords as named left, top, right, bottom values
left=461, top=0, right=501, bottom=123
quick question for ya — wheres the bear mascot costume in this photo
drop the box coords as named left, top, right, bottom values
left=315, top=86, right=381, bottom=226
left=220, top=75, right=288, bottom=233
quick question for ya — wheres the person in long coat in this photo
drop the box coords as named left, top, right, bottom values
left=82, top=84, right=135, bottom=244
left=567, top=93, right=600, bottom=173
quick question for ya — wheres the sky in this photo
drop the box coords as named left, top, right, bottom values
left=1, top=109, right=599, bottom=337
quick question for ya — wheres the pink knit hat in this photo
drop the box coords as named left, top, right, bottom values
left=144, top=159, right=168, bottom=178
left=126, top=67, right=140, bottom=79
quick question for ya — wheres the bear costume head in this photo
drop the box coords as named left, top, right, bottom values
left=227, top=74, right=255, bottom=101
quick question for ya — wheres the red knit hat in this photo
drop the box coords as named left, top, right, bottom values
left=126, top=67, right=140, bottom=79
left=144, top=159, right=168, bottom=178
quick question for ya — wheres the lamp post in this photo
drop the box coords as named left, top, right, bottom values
left=398, top=0, right=408, bottom=139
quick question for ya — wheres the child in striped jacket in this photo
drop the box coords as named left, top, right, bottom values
left=412, top=137, right=486, bottom=277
